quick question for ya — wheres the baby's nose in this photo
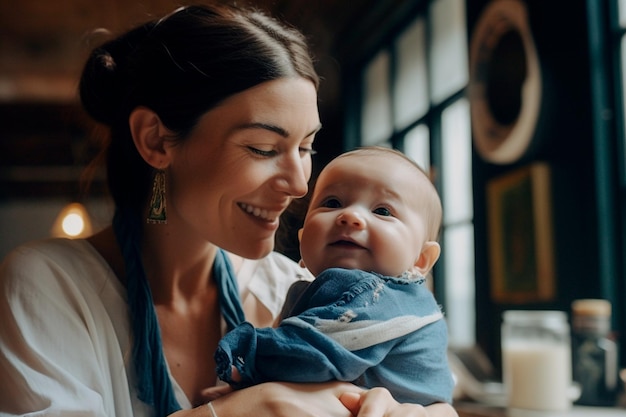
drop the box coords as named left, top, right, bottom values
left=336, top=210, right=366, bottom=229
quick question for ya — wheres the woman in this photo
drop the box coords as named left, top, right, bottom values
left=0, top=4, right=457, bottom=417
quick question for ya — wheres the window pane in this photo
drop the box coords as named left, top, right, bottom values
left=443, top=223, right=476, bottom=347
left=394, top=17, right=429, bottom=129
left=361, top=51, right=393, bottom=145
left=441, top=98, right=473, bottom=224
left=403, top=124, right=430, bottom=172
left=429, top=0, right=468, bottom=104
left=619, top=0, right=626, bottom=27
left=621, top=35, right=626, bottom=175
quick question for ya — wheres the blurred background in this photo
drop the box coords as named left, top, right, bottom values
left=1, top=0, right=625, bottom=390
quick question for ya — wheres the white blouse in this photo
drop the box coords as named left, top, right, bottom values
left=0, top=238, right=311, bottom=416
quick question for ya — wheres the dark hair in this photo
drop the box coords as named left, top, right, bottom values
left=79, top=3, right=319, bottom=215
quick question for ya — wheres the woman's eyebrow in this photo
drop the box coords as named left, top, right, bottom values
left=235, top=122, right=322, bottom=138
left=237, top=122, right=288, bottom=137
left=307, top=123, right=323, bottom=137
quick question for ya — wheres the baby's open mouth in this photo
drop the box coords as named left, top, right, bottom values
left=330, top=240, right=364, bottom=249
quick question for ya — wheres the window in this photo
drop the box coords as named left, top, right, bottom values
left=611, top=0, right=626, bottom=363
left=346, top=0, right=626, bottom=367
left=362, top=51, right=393, bottom=146
left=618, top=0, right=626, bottom=173
left=352, top=0, right=473, bottom=347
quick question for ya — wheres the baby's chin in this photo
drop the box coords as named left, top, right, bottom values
left=313, top=261, right=382, bottom=275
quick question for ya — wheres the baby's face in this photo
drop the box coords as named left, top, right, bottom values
left=299, top=153, right=431, bottom=277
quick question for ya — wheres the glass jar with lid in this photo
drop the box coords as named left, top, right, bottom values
left=501, top=310, right=572, bottom=411
left=571, top=299, right=619, bottom=406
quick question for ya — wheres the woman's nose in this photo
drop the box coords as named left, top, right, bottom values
left=336, top=210, right=366, bottom=229
left=274, top=152, right=311, bottom=198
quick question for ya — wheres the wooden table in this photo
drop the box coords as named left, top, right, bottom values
left=455, top=401, right=626, bottom=417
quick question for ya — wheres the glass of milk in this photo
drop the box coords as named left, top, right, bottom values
left=501, top=310, right=572, bottom=411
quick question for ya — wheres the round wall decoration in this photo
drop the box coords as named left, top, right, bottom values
left=469, top=0, right=542, bottom=164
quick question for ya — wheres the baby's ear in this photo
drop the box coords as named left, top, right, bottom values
left=297, top=229, right=306, bottom=268
left=414, top=241, right=441, bottom=276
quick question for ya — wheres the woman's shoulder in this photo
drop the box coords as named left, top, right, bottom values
left=2, top=238, right=82, bottom=270
left=0, top=237, right=116, bottom=295
left=2, top=237, right=99, bottom=268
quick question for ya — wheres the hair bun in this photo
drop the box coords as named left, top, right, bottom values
left=79, top=24, right=154, bottom=125
left=79, top=44, right=125, bottom=125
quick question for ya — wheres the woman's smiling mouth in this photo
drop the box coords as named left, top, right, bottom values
left=238, top=202, right=281, bottom=222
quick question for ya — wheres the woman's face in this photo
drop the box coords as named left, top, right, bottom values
left=165, top=77, right=320, bottom=259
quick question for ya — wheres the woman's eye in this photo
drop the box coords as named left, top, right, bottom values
left=248, top=146, right=277, bottom=157
left=322, top=198, right=341, bottom=209
left=299, top=147, right=318, bottom=157
left=373, top=207, right=392, bottom=216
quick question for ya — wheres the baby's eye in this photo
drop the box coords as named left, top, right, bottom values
left=321, top=198, right=342, bottom=209
left=373, top=207, right=392, bottom=216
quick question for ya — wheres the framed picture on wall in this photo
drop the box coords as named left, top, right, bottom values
left=487, top=163, right=555, bottom=303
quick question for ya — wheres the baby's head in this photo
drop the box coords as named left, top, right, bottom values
left=299, top=146, right=442, bottom=278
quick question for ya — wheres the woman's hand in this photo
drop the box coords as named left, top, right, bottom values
left=340, top=387, right=459, bottom=417
left=171, top=381, right=360, bottom=417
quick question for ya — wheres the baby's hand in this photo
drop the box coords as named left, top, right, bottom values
left=231, top=365, right=241, bottom=383
left=201, top=365, right=241, bottom=402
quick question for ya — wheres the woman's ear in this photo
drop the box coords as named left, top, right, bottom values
left=414, top=241, right=441, bottom=276
left=129, top=107, right=171, bottom=168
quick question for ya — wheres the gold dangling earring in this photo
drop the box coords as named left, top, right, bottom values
left=147, top=169, right=167, bottom=224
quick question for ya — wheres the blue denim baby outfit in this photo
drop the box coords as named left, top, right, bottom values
left=215, top=267, right=454, bottom=405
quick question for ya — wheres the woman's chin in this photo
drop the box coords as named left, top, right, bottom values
left=239, top=241, right=275, bottom=260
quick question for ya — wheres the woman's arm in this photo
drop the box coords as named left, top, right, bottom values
left=173, top=382, right=357, bottom=417
left=0, top=241, right=137, bottom=416
left=171, top=382, right=458, bottom=417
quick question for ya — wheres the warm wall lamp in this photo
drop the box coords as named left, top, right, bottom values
left=51, top=202, right=93, bottom=239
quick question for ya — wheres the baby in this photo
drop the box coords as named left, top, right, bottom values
left=214, top=146, right=454, bottom=405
